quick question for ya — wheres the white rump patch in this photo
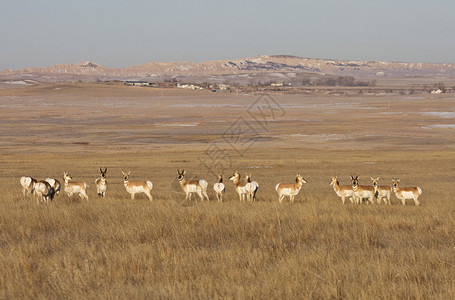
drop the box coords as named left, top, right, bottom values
left=20, top=176, right=32, bottom=187
left=45, top=178, right=56, bottom=186
left=199, top=180, right=208, bottom=190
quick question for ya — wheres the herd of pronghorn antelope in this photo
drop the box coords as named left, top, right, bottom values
left=19, top=168, right=422, bottom=206
left=330, top=176, right=422, bottom=206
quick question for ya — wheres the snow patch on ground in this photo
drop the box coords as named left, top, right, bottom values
left=159, top=124, right=198, bottom=127
left=283, top=133, right=349, bottom=141
left=422, top=124, right=455, bottom=129
left=422, top=112, right=455, bottom=118
left=3, top=80, right=28, bottom=85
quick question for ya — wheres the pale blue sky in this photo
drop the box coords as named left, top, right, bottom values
left=1, top=0, right=455, bottom=70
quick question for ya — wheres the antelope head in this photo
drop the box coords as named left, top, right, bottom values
left=245, top=174, right=252, bottom=183
left=122, top=171, right=130, bottom=182
left=177, top=169, right=186, bottom=181
left=296, top=174, right=307, bottom=184
left=100, top=168, right=107, bottom=179
left=392, top=179, right=400, bottom=188
left=63, top=172, right=72, bottom=183
left=371, top=177, right=379, bottom=188
left=229, top=171, right=240, bottom=182
left=350, top=175, right=359, bottom=188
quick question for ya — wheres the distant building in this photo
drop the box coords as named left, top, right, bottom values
left=177, top=83, right=203, bottom=90
left=123, top=81, right=151, bottom=86
left=209, top=84, right=232, bottom=93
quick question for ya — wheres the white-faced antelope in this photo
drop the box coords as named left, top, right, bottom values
left=33, top=180, right=55, bottom=204
left=275, top=174, right=307, bottom=203
left=371, top=177, right=391, bottom=205
left=177, top=169, right=209, bottom=201
left=95, top=168, right=108, bottom=198
left=329, top=177, right=354, bottom=204
left=350, top=175, right=375, bottom=205
left=245, top=174, right=259, bottom=201
left=213, top=174, right=225, bottom=202
left=20, top=176, right=37, bottom=197
left=228, top=171, right=248, bottom=201
left=63, top=172, right=89, bottom=201
left=45, top=178, right=61, bottom=196
left=122, top=171, right=153, bottom=201
left=392, top=179, right=422, bottom=206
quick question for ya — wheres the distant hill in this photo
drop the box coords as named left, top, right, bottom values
left=1, top=55, right=455, bottom=84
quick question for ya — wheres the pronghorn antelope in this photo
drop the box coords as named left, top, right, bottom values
left=177, top=169, right=209, bottom=201
left=45, top=178, right=61, bottom=196
left=228, top=171, right=248, bottom=201
left=350, top=175, right=375, bottom=205
left=371, top=177, right=391, bottom=205
left=122, top=171, right=153, bottom=201
left=245, top=174, right=259, bottom=201
left=392, top=179, right=422, bottom=206
left=20, top=176, right=37, bottom=197
left=329, top=177, right=354, bottom=204
left=213, top=174, right=225, bottom=202
left=275, top=174, right=307, bottom=203
left=63, top=172, right=89, bottom=201
left=95, top=168, right=108, bottom=198
left=33, top=180, right=55, bottom=203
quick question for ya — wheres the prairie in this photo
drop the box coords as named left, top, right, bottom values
left=0, top=82, right=454, bottom=298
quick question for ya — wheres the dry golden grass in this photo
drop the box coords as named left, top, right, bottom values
left=0, top=83, right=454, bottom=298
left=1, top=149, right=454, bottom=299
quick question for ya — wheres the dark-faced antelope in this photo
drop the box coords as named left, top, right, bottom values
left=63, top=172, right=89, bottom=201
left=245, top=174, right=259, bottom=201
left=392, top=179, right=422, bottom=206
left=45, top=178, right=61, bottom=196
left=371, top=177, right=391, bottom=205
left=177, top=169, right=209, bottom=201
left=275, top=174, right=307, bottom=203
left=350, top=175, right=375, bottom=205
left=33, top=180, right=55, bottom=204
left=329, top=177, right=354, bottom=204
left=20, top=176, right=37, bottom=197
left=122, top=171, right=153, bottom=201
left=228, top=171, right=248, bottom=201
left=213, top=174, right=225, bottom=202
left=95, top=168, right=108, bottom=198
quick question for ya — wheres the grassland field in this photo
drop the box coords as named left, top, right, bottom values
left=0, top=82, right=454, bottom=299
